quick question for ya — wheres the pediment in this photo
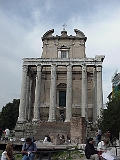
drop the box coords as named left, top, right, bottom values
left=57, top=83, right=67, bottom=88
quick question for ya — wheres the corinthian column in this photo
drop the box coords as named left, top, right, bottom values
left=26, top=75, right=30, bottom=121
left=28, top=76, right=32, bottom=121
left=81, top=64, right=87, bottom=119
left=93, top=67, right=97, bottom=122
left=32, top=65, right=42, bottom=122
left=65, top=65, right=72, bottom=122
left=96, top=66, right=103, bottom=118
left=18, top=65, right=28, bottom=122
left=48, top=64, right=56, bottom=122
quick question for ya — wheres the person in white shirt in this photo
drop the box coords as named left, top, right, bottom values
left=1, top=143, right=14, bottom=160
left=97, top=139, right=109, bottom=151
left=5, top=129, right=10, bottom=140
left=43, top=135, right=48, bottom=142
left=97, top=139, right=109, bottom=159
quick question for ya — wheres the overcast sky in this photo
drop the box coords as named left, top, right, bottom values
left=0, top=0, right=120, bottom=111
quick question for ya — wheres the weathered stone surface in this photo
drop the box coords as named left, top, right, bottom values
left=15, top=29, right=105, bottom=143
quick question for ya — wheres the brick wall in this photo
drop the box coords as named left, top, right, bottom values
left=70, top=117, right=86, bottom=144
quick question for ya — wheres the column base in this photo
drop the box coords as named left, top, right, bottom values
left=17, top=117, right=26, bottom=123
left=65, top=119, right=70, bottom=122
left=48, top=119, right=56, bottom=122
left=32, top=118, right=40, bottom=122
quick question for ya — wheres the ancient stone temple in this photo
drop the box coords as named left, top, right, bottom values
left=15, top=29, right=105, bottom=143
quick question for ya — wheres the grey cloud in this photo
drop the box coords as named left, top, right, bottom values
left=0, top=0, right=120, bottom=110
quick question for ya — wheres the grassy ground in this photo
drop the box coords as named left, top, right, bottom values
left=14, top=153, right=22, bottom=160
left=52, top=149, right=85, bottom=160
left=0, top=149, right=85, bottom=160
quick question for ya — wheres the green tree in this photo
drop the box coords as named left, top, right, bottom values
left=0, top=99, right=20, bottom=130
left=97, top=91, right=120, bottom=139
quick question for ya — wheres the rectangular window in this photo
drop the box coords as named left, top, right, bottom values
left=59, top=91, right=66, bottom=107
left=61, top=51, right=67, bottom=58
left=58, top=50, right=69, bottom=58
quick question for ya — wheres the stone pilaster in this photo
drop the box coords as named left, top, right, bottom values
left=96, top=66, right=103, bottom=118
left=48, top=64, right=56, bottom=122
left=81, top=64, right=87, bottom=119
left=65, top=65, right=72, bottom=122
left=32, top=65, right=42, bottom=122
left=18, top=65, right=28, bottom=122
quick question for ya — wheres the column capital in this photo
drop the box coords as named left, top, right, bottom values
left=67, top=64, right=72, bottom=71
left=51, top=64, right=56, bottom=71
left=22, top=65, right=28, bottom=71
left=96, top=66, right=102, bottom=72
left=51, top=63, right=56, bottom=66
left=82, top=64, right=87, bottom=71
left=66, top=64, right=72, bottom=67
left=36, top=64, right=42, bottom=71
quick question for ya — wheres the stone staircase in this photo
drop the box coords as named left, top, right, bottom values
left=15, top=117, right=87, bottom=144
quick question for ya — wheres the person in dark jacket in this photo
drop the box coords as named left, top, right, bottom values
left=85, top=138, right=99, bottom=160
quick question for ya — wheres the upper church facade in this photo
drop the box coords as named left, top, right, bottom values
left=17, top=29, right=105, bottom=124
left=41, top=29, right=86, bottom=59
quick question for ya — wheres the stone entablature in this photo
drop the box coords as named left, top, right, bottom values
left=23, top=56, right=104, bottom=66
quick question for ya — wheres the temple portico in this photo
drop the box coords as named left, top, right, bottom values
left=18, top=57, right=104, bottom=123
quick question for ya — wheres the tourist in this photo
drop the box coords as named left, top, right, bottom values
left=67, top=135, right=71, bottom=143
left=97, top=128, right=102, bottom=143
left=47, top=135, right=51, bottom=142
left=43, top=135, right=48, bottom=142
left=95, top=130, right=99, bottom=145
left=104, top=131, right=110, bottom=142
left=4, top=128, right=10, bottom=140
left=85, top=137, right=99, bottom=160
left=21, top=137, right=37, bottom=160
left=97, top=139, right=115, bottom=160
left=62, top=135, right=65, bottom=143
left=31, top=135, right=36, bottom=142
left=97, top=139, right=109, bottom=159
left=1, top=143, right=14, bottom=160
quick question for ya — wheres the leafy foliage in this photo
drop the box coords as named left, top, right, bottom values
left=52, top=149, right=84, bottom=160
left=0, top=99, right=20, bottom=130
left=97, top=91, right=120, bottom=139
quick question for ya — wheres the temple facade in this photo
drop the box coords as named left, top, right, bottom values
left=17, top=29, right=105, bottom=125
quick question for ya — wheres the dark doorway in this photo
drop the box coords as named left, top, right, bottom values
left=59, top=91, right=66, bottom=107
